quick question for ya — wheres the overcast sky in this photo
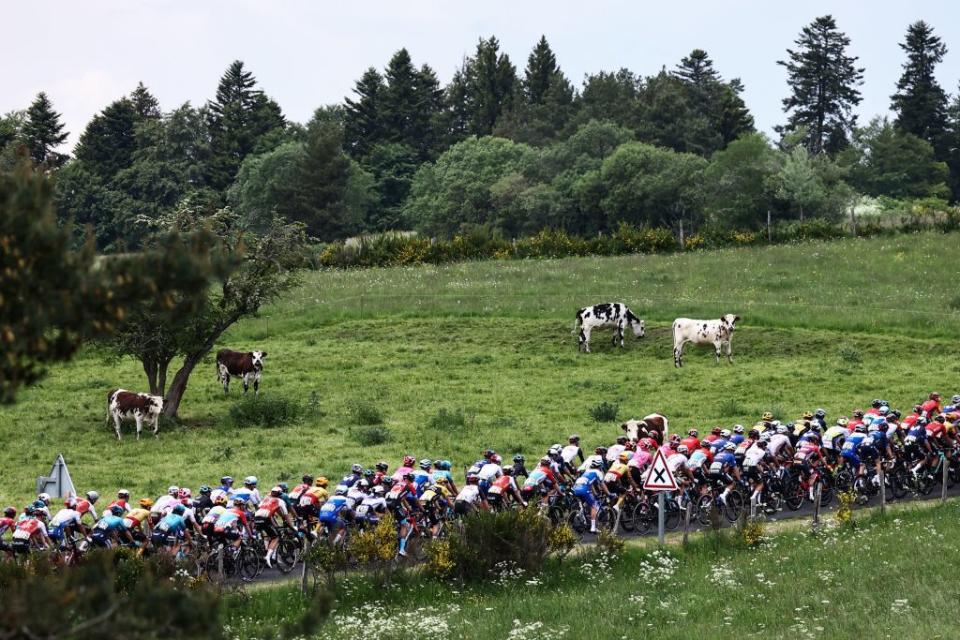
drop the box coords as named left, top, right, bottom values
left=4, top=0, right=960, bottom=151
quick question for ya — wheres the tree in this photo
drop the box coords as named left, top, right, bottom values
left=464, top=37, right=518, bottom=135
left=73, top=98, right=139, bottom=180
left=576, top=69, right=641, bottom=130
left=206, top=60, right=285, bottom=190
left=848, top=117, right=949, bottom=199
left=777, top=15, right=864, bottom=154
left=774, top=146, right=826, bottom=220
left=673, top=50, right=754, bottom=152
left=363, top=142, right=419, bottom=230
left=891, top=21, right=948, bottom=153
left=22, top=92, right=68, bottom=168
left=105, top=205, right=307, bottom=417
left=0, top=161, right=229, bottom=404
left=130, top=81, right=161, bottom=121
left=704, top=133, right=782, bottom=229
left=524, top=35, right=560, bottom=105
left=0, top=110, right=27, bottom=170
left=344, top=67, right=386, bottom=158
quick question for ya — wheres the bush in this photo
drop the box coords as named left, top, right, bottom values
left=718, top=398, right=742, bottom=418
left=837, top=345, right=862, bottom=364
left=351, top=401, right=384, bottom=425
left=229, top=396, right=301, bottom=428
left=442, top=508, right=552, bottom=582
left=426, top=407, right=468, bottom=430
left=352, top=425, right=392, bottom=446
left=589, top=401, right=619, bottom=422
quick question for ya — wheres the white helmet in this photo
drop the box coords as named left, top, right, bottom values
left=168, top=486, right=179, bottom=496
left=244, top=476, right=258, bottom=486
left=720, top=429, right=731, bottom=438
left=38, top=493, right=50, bottom=503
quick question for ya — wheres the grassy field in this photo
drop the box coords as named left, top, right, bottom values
left=231, top=500, right=960, bottom=640
left=1, top=231, right=959, bottom=506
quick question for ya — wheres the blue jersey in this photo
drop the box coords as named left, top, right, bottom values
left=729, top=434, right=744, bottom=446
left=574, top=469, right=602, bottom=492
left=319, top=496, right=349, bottom=523
left=157, top=513, right=187, bottom=536
left=906, top=425, right=927, bottom=443
left=94, top=514, right=125, bottom=533
left=413, top=470, right=432, bottom=492
left=710, top=438, right=729, bottom=454
left=871, top=429, right=889, bottom=451
left=431, top=470, right=453, bottom=485
left=714, top=451, right=737, bottom=469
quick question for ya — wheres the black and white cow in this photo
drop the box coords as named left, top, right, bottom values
left=672, top=314, right=740, bottom=367
left=216, top=349, right=267, bottom=394
left=573, top=302, right=645, bottom=353
left=105, top=389, right=163, bottom=440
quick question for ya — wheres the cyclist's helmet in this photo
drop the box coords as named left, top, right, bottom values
left=221, top=476, right=234, bottom=485
left=441, top=460, right=452, bottom=471
left=872, top=399, right=882, bottom=408
left=403, top=472, right=415, bottom=482
left=483, top=449, right=496, bottom=460
left=548, top=445, right=562, bottom=457
left=466, top=475, right=479, bottom=485
left=419, top=459, right=432, bottom=470
left=363, top=468, right=375, bottom=479
left=595, top=446, right=608, bottom=456
left=815, top=409, right=826, bottom=419
left=23, top=506, right=35, bottom=517
left=836, top=417, right=849, bottom=427
left=351, top=464, right=363, bottom=475
left=688, top=429, right=699, bottom=437
left=756, top=439, right=768, bottom=447
left=110, top=505, right=125, bottom=517
left=802, top=411, right=813, bottom=420
left=930, top=392, right=941, bottom=400
left=625, top=441, right=636, bottom=451
left=513, top=454, right=525, bottom=464
left=776, top=425, right=789, bottom=434
left=302, top=474, right=314, bottom=485
left=569, top=434, right=580, bottom=444
left=168, top=486, right=179, bottom=496
left=278, top=482, right=289, bottom=493
left=179, top=488, right=192, bottom=500
left=733, top=425, right=745, bottom=434
left=381, top=477, right=395, bottom=488
left=761, top=412, right=774, bottom=421
left=867, top=424, right=879, bottom=433
left=712, top=427, right=722, bottom=435
left=376, top=461, right=389, bottom=472
left=878, top=405, right=889, bottom=415
left=172, top=504, right=186, bottom=516
left=65, top=497, right=77, bottom=509
left=316, top=477, right=329, bottom=488
left=618, top=452, right=630, bottom=462
left=233, top=497, right=247, bottom=507
left=669, top=433, right=681, bottom=443
left=590, top=458, right=603, bottom=469
left=335, top=485, right=348, bottom=496
left=117, top=489, right=130, bottom=499
left=139, top=497, right=154, bottom=508
left=244, top=476, right=258, bottom=487
left=853, top=409, right=864, bottom=418
left=199, top=486, right=212, bottom=495
left=37, top=493, right=50, bottom=504
left=3, top=507, right=15, bottom=518
left=720, top=429, right=731, bottom=438
left=270, top=486, right=282, bottom=497
left=759, top=432, right=771, bottom=443
left=214, top=495, right=228, bottom=506
left=403, top=455, right=415, bottom=467
left=952, top=394, right=960, bottom=405
left=723, top=443, right=736, bottom=452
left=503, top=467, right=514, bottom=477
left=748, top=429, right=760, bottom=440
left=616, top=436, right=627, bottom=445
left=677, top=444, right=689, bottom=455
left=935, top=415, right=946, bottom=423
left=357, top=479, right=370, bottom=490
left=86, top=491, right=100, bottom=503
left=810, top=424, right=822, bottom=433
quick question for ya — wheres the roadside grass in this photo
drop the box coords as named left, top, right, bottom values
left=230, top=501, right=960, bottom=639
left=2, top=232, right=960, bottom=505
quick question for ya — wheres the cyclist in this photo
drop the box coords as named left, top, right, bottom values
left=255, top=486, right=295, bottom=567
left=336, top=464, right=364, bottom=495
left=298, top=477, right=330, bottom=525
left=522, top=457, right=560, bottom=505
left=356, top=485, right=389, bottom=527
left=90, top=505, right=133, bottom=549
left=703, top=427, right=723, bottom=445
left=192, top=486, right=214, bottom=517
left=769, top=425, right=795, bottom=462
left=742, top=436, right=772, bottom=508
left=75, top=491, right=100, bottom=526
left=606, top=436, right=629, bottom=463
left=680, top=430, right=701, bottom=453
left=213, top=497, right=253, bottom=550
left=152, top=486, right=181, bottom=519
left=603, top=451, right=637, bottom=505
left=48, top=499, right=84, bottom=550
left=454, top=474, right=483, bottom=517
left=211, top=476, right=234, bottom=504
left=431, top=460, right=458, bottom=494
left=573, top=458, right=609, bottom=534
left=392, top=455, right=416, bottom=482
left=419, top=482, right=452, bottom=535
left=152, top=504, right=192, bottom=556
left=0, top=507, right=16, bottom=558
left=794, top=431, right=825, bottom=501
left=729, top=425, right=746, bottom=446
left=289, top=474, right=314, bottom=503
left=905, top=418, right=933, bottom=477
left=508, top=454, right=529, bottom=481
left=709, top=430, right=732, bottom=455
left=11, top=507, right=50, bottom=555
left=822, top=418, right=850, bottom=465
left=105, top=489, right=131, bottom=515
left=201, top=495, right=229, bottom=538
left=373, top=461, right=390, bottom=486
left=488, top=467, right=527, bottom=509
left=921, top=392, right=942, bottom=420
left=412, top=460, right=434, bottom=496
left=232, top=476, right=261, bottom=507
left=124, top=498, right=154, bottom=541
left=561, top=435, right=585, bottom=467
left=709, top=442, right=739, bottom=506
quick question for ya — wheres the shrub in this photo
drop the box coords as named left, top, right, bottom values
left=443, top=508, right=552, bottom=582
left=739, top=516, right=765, bottom=547
left=352, top=425, right=392, bottom=446
left=229, top=396, right=301, bottom=428
left=589, top=401, right=619, bottom=422
left=547, top=523, right=578, bottom=561
left=837, top=345, right=862, bottom=364
left=718, top=398, right=742, bottom=418
left=426, top=407, right=468, bottom=430
left=351, top=401, right=384, bottom=425
left=348, top=514, right=398, bottom=585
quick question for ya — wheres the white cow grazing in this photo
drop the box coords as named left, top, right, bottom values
left=672, top=314, right=740, bottom=367
left=573, top=302, right=645, bottom=353
left=105, top=389, right=164, bottom=440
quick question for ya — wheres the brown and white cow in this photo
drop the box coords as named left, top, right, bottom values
left=105, top=389, right=163, bottom=440
left=621, top=413, right=669, bottom=443
left=216, top=349, right=267, bottom=394
left=672, top=314, right=740, bottom=367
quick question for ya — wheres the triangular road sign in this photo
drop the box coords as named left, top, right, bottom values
left=643, top=448, right=679, bottom=491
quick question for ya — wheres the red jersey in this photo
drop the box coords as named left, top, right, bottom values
left=903, top=413, right=919, bottom=428
left=0, top=516, right=14, bottom=535
left=699, top=446, right=714, bottom=463
left=492, top=475, right=514, bottom=491
left=16, top=519, right=42, bottom=535
left=289, top=483, right=310, bottom=500
left=680, top=437, right=701, bottom=452
left=659, top=445, right=677, bottom=458
left=921, top=400, right=941, bottom=417
left=106, top=499, right=128, bottom=512
left=255, top=497, right=283, bottom=518
left=703, top=434, right=720, bottom=444
left=926, top=422, right=946, bottom=440
left=229, top=507, right=248, bottom=526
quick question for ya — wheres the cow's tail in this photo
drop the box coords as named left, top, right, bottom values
left=572, top=311, right=581, bottom=335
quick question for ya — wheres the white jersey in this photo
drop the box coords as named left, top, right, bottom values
left=561, top=444, right=581, bottom=464
left=743, top=445, right=768, bottom=467
left=768, top=434, right=791, bottom=455
left=478, top=463, right=503, bottom=482
left=579, top=455, right=603, bottom=472
left=50, top=508, right=82, bottom=528
left=666, top=453, right=687, bottom=473
left=606, top=444, right=626, bottom=462
left=346, top=487, right=367, bottom=507
left=151, top=495, right=178, bottom=515
left=456, top=485, right=481, bottom=504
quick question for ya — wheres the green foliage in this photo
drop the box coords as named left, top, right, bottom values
left=229, top=395, right=302, bottom=428
left=351, top=401, right=385, bottom=425
left=589, top=401, right=619, bottom=422
left=848, top=118, right=949, bottom=199
left=426, top=407, right=468, bottom=431
left=892, top=21, right=949, bottom=150
left=22, top=92, right=68, bottom=168
left=443, top=508, right=552, bottom=582
left=352, top=424, right=393, bottom=446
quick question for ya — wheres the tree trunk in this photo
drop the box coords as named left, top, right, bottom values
left=163, top=354, right=204, bottom=418
left=143, top=360, right=159, bottom=396
left=799, top=204, right=804, bottom=222
left=157, top=356, right=171, bottom=397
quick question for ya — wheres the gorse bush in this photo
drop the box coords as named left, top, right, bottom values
left=229, top=396, right=301, bottom=428
left=589, top=401, right=619, bottom=422
left=443, top=508, right=552, bottom=582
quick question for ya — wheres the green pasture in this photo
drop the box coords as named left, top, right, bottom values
left=1, top=231, right=959, bottom=506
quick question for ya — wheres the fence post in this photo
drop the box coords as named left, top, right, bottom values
left=766, top=210, right=772, bottom=243
left=942, top=460, right=948, bottom=504
left=359, top=295, right=364, bottom=320
left=300, top=537, right=312, bottom=595
left=850, top=203, right=858, bottom=236
left=682, top=493, right=692, bottom=546
left=678, top=220, right=685, bottom=250
left=657, top=491, right=665, bottom=545
left=879, top=467, right=886, bottom=516
left=812, top=482, right=822, bottom=529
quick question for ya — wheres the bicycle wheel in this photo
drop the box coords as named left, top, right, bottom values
left=568, top=509, right=588, bottom=537
left=724, top=491, right=744, bottom=522
left=835, top=469, right=854, bottom=492
left=597, top=506, right=617, bottom=532
left=239, top=547, right=261, bottom=582
left=784, top=478, right=804, bottom=511
left=618, top=501, right=637, bottom=532
left=696, top=495, right=714, bottom=526
left=889, top=469, right=908, bottom=499
left=275, top=537, right=300, bottom=574
left=663, top=498, right=682, bottom=530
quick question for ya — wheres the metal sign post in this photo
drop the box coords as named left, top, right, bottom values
left=643, top=449, right=679, bottom=546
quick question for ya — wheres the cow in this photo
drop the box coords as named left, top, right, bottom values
left=621, top=413, right=669, bottom=443
left=216, top=349, right=267, bottom=394
left=105, top=389, right=163, bottom=440
left=672, top=314, right=740, bottom=367
left=573, top=302, right=645, bottom=353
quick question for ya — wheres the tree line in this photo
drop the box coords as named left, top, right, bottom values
left=2, top=15, right=959, bottom=250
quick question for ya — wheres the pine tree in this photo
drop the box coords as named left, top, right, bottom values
left=22, top=92, right=68, bottom=168
left=891, top=21, right=948, bottom=153
left=74, top=98, right=138, bottom=179
left=130, top=82, right=161, bottom=121
left=777, top=15, right=864, bottom=154
left=443, top=63, right=472, bottom=145
left=206, top=60, right=285, bottom=190
left=674, top=49, right=720, bottom=87
left=465, top=37, right=518, bottom=135
left=343, top=67, right=385, bottom=158
left=524, top=35, right=559, bottom=105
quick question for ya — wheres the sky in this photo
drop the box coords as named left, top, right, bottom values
left=4, top=0, right=960, bottom=152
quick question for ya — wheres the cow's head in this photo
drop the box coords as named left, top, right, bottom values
left=632, top=318, right=645, bottom=338
left=149, top=395, right=164, bottom=415
left=251, top=351, right=267, bottom=371
left=621, top=419, right=645, bottom=442
left=722, top=314, right=740, bottom=332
